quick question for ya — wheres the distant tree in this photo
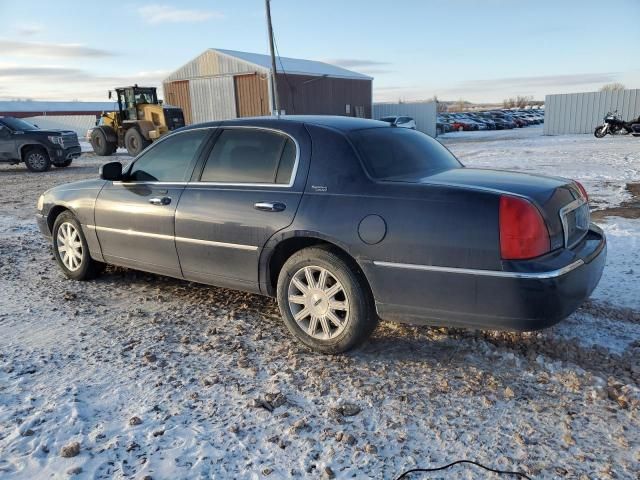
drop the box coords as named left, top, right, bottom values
left=453, top=98, right=468, bottom=112
left=600, top=82, right=626, bottom=92
left=432, top=95, right=448, bottom=113
left=503, top=95, right=534, bottom=109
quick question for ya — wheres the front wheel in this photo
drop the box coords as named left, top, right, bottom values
left=276, top=247, right=377, bottom=354
left=24, top=147, right=51, bottom=172
left=124, top=128, right=151, bottom=157
left=594, top=126, right=607, bottom=138
left=52, top=211, right=105, bottom=280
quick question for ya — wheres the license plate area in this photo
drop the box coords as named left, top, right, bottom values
left=560, top=199, right=590, bottom=248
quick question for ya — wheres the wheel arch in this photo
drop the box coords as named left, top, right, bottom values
left=260, top=232, right=373, bottom=300
left=20, top=142, right=48, bottom=160
left=46, top=205, right=73, bottom=232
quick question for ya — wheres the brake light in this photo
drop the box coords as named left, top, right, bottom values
left=574, top=181, right=589, bottom=202
left=499, top=196, right=550, bottom=260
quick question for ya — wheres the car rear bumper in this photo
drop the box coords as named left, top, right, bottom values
left=368, top=224, right=607, bottom=331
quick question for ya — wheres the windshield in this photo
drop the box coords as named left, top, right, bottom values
left=350, top=127, right=462, bottom=180
left=1, top=117, right=38, bottom=131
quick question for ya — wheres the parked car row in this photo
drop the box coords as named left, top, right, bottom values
left=437, top=109, right=545, bottom=134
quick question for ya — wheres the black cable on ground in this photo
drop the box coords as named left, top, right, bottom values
left=395, top=460, right=533, bottom=479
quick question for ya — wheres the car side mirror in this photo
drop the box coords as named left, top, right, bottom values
left=99, top=161, right=123, bottom=181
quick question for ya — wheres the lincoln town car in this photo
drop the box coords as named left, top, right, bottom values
left=36, top=116, right=606, bottom=353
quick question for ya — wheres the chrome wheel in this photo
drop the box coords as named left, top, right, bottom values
left=287, top=266, right=349, bottom=340
left=29, top=153, right=47, bottom=170
left=56, top=222, right=83, bottom=271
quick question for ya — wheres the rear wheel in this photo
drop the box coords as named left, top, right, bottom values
left=276, top=247, right=377, bottom=354
left=594, top=126, right=607, bottom=138
left=91, top=128, right=116, bottom=156
left=124, top=128, right=151, bottom=157
left=52, top=211, right=104, bottom=281
left=24, top=147, right=51, bottom=172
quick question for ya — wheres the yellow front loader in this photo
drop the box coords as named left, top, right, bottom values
left=89, top=85, right=185, bottom=157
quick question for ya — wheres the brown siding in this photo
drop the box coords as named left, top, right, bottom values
left=276, top=74, right=372, bottom=118
left=163, top=80, right=193, bottom=124
left=234, top=74, right=270, bottom=117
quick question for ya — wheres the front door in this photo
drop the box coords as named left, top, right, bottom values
left=175, top=126, right=309, bottom=292
left=94, top=128, right=211, bottom=277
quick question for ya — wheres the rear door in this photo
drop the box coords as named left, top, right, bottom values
left=175, top=125, right=310, bottom=292
left=94, top=128, right=211, bottom=277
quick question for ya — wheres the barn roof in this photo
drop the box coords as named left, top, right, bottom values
left=214, top=49, right=372, bottom=80
left=0, top=101, right=118, bottom=113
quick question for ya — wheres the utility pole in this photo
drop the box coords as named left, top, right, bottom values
left=265, top=0, right=280, bottom=117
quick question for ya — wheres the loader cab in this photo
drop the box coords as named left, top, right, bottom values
left=113, top=86, right=159, bottom=121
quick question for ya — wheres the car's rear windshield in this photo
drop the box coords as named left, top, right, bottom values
left=349, top=127, right=462, bottom=180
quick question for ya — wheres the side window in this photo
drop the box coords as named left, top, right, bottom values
left=129, top=129, right=208, bottom=182
left=200, top=129, right=296, bottom=185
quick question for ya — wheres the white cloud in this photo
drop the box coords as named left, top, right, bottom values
left=0, top=40, right=115, bottom=58
left=138, top=4, right=224, bottom=24
left=14, top=24, right=44, bottom=36
left=0, top=63, right=169, bottom=101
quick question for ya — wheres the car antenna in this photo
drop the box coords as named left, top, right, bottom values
left=265, top=0, right=280, bottom=118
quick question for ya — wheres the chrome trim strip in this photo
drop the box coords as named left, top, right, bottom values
left=372, top=259, right=585, bottom=279
left=559, top=197, right=588, bottom=248
left=87, top=225, right=258, bottom=251
left=117, top=125, right=300, bottom=189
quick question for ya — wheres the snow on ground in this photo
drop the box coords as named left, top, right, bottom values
left=1, top=130, right=639, bottom=479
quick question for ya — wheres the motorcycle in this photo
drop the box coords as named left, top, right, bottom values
left=594, top=110, right=634, bottom=138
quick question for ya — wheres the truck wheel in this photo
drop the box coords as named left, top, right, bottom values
left=91, top=128, right=115, bottom=156
left=24, top=147, right=51, bottom=172
left=276, top=247, right=378, bottom=354
left=124, top=128, right=151, bottom=157
left=52, top=211, right=105, bottom=281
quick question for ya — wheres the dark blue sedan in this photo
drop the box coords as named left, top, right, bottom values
left=36, top=116, right=606, bottom=353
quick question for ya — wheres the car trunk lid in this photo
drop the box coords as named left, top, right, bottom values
left=398, top=167, right=589, bottom=251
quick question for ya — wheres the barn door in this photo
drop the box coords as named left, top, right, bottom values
left=234, top=73, right=270, bottom=117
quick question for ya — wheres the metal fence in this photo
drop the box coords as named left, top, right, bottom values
left=373, top=101, right=437, bottom=137
left=23, top=115, right=97, bottom=137
left=544, top=89, right=640, bottom=135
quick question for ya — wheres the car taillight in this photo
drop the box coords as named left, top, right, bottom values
left=574, top=181, right=589, bottom=203
left=499, top=195, right=550, bottom=260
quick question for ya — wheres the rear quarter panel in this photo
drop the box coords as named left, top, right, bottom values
left=283, top=124, right=502, bottom=307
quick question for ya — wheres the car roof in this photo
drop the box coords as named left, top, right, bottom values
left=184, top=115, right=391, bottom=133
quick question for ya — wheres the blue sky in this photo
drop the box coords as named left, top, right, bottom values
left=0, top=0, right=638, bottom=102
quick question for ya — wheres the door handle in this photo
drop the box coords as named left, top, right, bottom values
left=149, top=196, right=171, bottom=206
left=254, top=201, right=286, bottom=212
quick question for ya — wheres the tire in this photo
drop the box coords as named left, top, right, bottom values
left=90, top=128, right=116, bottom=156
left=594, top=126, right=607, bottom=138
left=52, top=211, right=105, bottom=281
left=54, top=159, right=73, bottom=168
left=124, top=128, right=151, bottom=157
left=24, top=147, right=51, bottom=172
left=276, top=247, right=377, bottom=354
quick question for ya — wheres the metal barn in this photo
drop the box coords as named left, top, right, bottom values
left=373, top=101, right=437, bottom=137
left=163, top=49, right=373, bottom=124
left=544, top=89, right=640, bottom=135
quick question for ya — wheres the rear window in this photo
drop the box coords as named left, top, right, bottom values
left=349, top=127, right=462, bottom=180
